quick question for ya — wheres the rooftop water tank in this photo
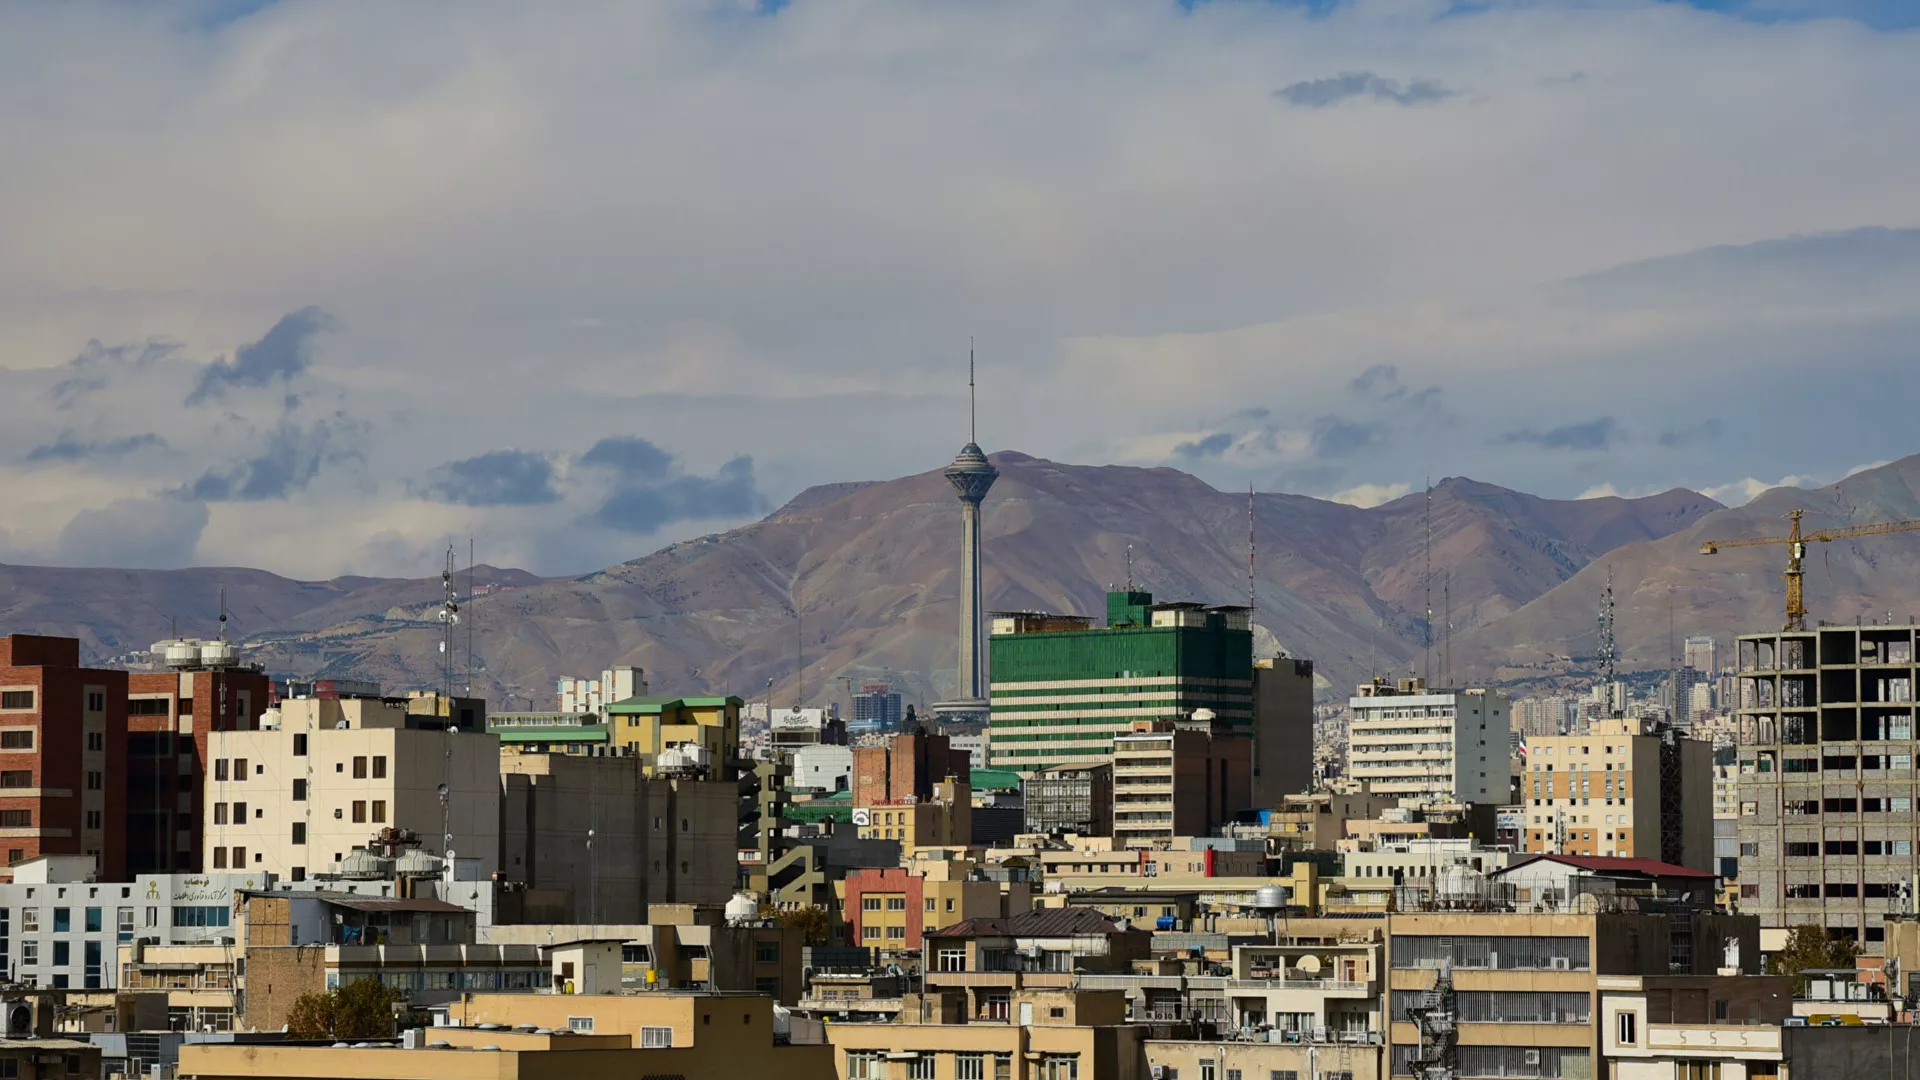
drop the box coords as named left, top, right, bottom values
left=1253, top=884, right=1287, bottom=912
left=339, top=849, right=394, bottom=880
left=199, top=641, right=239, bottom=668
left=157, top=640, right=203, bottom=671
left=396, top=850, right=445, bottom=878
left=725, top=892, right=760, bottom=924
left=258, top=707, right=282, bottom=731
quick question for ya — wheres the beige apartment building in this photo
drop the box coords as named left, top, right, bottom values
left=1522, top=717, right=1714, bottom=871
left=826, top=987, right=1145, bottom=1080
left=1111, top=719, right=1250, bottom=847
left=202, top=697, right=500, bottom=881
left=1384, top=910, right=1760, bottom=1080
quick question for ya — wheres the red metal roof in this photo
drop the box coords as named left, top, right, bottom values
left=1499, top=853, right=1714, bottom=879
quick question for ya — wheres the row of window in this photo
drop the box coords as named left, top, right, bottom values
left=214, top=752, right=388, bottom=781
left=848, top=1052, right=1023, bottom=1080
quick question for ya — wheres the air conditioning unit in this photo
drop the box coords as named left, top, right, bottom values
left=1523, top=1050, right=1541, bottom=1066
left=1550, top=957, right=1571, bottom=971
left=1152, top=1068, right=1168, bottom=1080
left=2, top=996, right=53, bottom=1040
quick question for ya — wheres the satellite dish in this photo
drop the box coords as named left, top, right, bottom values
left=1296, top=954, right=1322, bottom=975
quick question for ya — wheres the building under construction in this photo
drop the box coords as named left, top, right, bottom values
left=1734, top=621, right=1920, bottom=955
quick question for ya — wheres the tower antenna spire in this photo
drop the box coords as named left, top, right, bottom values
left=969, top=337, right=976, bottom=445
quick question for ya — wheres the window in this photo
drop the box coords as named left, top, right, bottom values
left=1043, top=1057, right=1077, bottom=1080
left=1617, top=1010, right=1637, bottom=1045
left=907, top=1057, right=935, bottom=1080
left=846, top=1053, right=885, bottom=1080
left=886, top=896, right=907, bottom=910
left=20, top=908, right=36, bottom=933
left=994, top=1054, right=1011, bottom=1080
left=212, top=848, right=227, bottom=869
left=372, top=756, right=388, bottom=779
left=353, top=757, right=368, bottom=779
left=172, top=906, right=231, bottom=928
left=85, top=771, right=101, bottom=791
left=215, top=759, right=229, bottom=782
left=0, top=691, right=33, bottom=710
left=20, top=941, right=36, bottom=965
left=293, top=779, right=307, bottom=801
left=84, top=908, right=101, bottom=933
left=1271, top=1073, right=1300, bottom=1080
left=0, top=730, right=31, bottom=751
left=352, top=801, right=367, bottom=823
left=372, top=800, right=387, bottom=823
left=862, top=926, right=879, bottom=940
left=52, top=942, right=68, bottom=967
left=291, top=823, right=306, bottom=844
left=756, top=942, right=780, bottom=964
left=567, top=1017, right=593, bottom=1032
left=233, top=802, right=247, bottom=823
left=1680, top=1065, right=1721, bottom=1080
left=640, top=1026, right=673, bottom=1048
left=862, top=897, right=882, bottom=911
left=0, top=772, right=31, bottom=789
left=957, top=1055, right=986, bottom=1080
left=231, top=847, right=245, bottom=868
left=1201, top=1061, right=1216, bottom=1080
left=293, top=733, right=308, bottom=756
left=887, top=926, right=906, bottom=939
left=117, top=907, right=133, bottom=942
left=938, top=948, right=966, bottom=972
left=233, top=759, right=247, bottom=780
left=0, top=810, right=30, bottom=828
left=129, top=699, right=171, bottom=716
left=52, top=908, right=69, bottom=933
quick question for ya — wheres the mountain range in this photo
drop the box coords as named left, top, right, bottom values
left=11, top=451, right=1920, bottom=707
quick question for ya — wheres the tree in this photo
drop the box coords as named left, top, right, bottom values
left=1769, top=923, right=1858, bottom=992
left=283, top=979, right=400, bottom=1041
left=779, top=905, right=831, bottom=947
left=284, top=992, right=335, bottom=1040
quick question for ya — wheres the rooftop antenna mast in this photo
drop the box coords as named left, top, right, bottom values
left=466, top=536, right=475, bottom=696
left=969, top=336, right=976, bottom=445
left=1597, top=566, right=1618, bottom=718
left=437, top=546, right=461, bottom=868
left=1248, top=484, right=1257, bottom=629
left=1424, top=479, right=1433, bottom=686
left=1126, top=544, right=1134, bottom=592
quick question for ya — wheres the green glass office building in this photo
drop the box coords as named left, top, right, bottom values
left=987, top=590, right=1254, bottom=774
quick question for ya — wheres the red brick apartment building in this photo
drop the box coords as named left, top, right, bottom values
left=125, top=667, right=269, bottom=874
left=0, top=635, right=126, bottom=878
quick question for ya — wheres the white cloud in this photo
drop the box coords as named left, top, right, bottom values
left=1701, top=474, right=1825, bottom=506
left=1, top=2, right=1919, bottom=574
left=1577, top=483, right=1622, bottom=500
left=1330, top=482, right=1413, bottom=509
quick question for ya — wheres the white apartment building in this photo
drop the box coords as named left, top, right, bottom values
left=1346, top=679, right=1510, bottom=805
left=557, top=665, right=648, bottom=714
left=0, top=855, right=260, bottom=991
left=1343, top=837, right=1512, bottom=885
left=202, top=697, right=500, bottom=883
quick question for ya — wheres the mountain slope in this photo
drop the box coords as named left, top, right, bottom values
left=1452, top=455, right=1920, bottom=685
left=199, top=453, right=1718, bottom=708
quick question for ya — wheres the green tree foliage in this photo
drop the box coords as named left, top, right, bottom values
left=1768, top=923, right=1859, bottom=992
left=779, top=905, right=831, bottom=946
left=284, top=978, right=401, bottom=1040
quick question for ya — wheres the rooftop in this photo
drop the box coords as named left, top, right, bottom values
left=606, top=695, right=745, bottom=714
left=929, top=907, right=1131, bottom=938
left=1498, top=853, right=1714, bottom=880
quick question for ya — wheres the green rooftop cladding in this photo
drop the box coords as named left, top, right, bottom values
left=988, top=590, right=1255, bottom=774
left=490, top=725, right=610, bottom=744
left=604, top=694, right=744, bottom=714
left=990, top=592, right=1254, bottom=687
left=969, top=768, right=1023, bottom=792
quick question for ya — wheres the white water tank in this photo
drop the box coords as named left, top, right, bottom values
left=258, top=708, right=282, bottom=731
left=1253, top=885, right=1287, bottom=912
left=159, top=640, right=203, bottom=670
left=725, top=892, right=760, bottom=924
left=199, top=641, right=239, bottom=668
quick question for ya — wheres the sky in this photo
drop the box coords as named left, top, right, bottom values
left=2, top=0, right=1918, bottom=579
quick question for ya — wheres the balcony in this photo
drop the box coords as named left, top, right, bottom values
left=1643, top=1023, right=1782, bottom=1055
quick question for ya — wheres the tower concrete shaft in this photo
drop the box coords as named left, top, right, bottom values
left=945, top=443, right=997, bottom=704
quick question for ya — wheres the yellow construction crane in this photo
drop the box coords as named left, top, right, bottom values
left=1699, top=509, right=1920, bottom=631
